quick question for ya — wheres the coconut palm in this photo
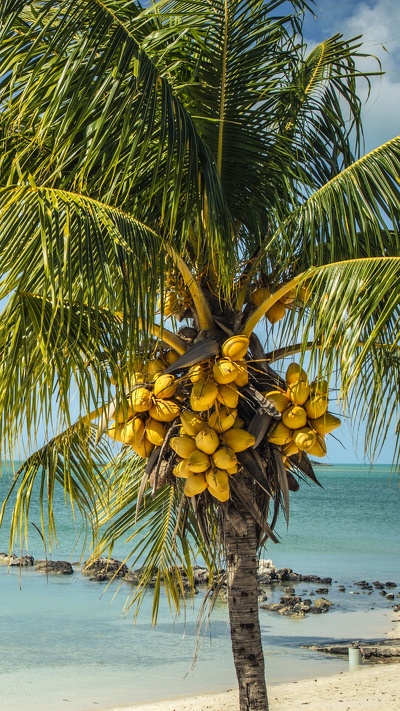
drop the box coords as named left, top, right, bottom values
left=0, top=1, right=399, bottom=709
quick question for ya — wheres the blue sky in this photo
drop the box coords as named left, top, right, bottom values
left=300, top=1, right=399, bottom=464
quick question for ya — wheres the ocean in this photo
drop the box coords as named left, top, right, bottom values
left=0, top=463, right=399, bottom=711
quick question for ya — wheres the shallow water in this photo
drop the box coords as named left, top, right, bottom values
left=0, top=464, right=399, bottom=710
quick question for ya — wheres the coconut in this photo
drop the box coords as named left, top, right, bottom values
left=208, top=407, right=237, bottom=433
left=287, top=380, right=310, bottom=406
left=190, top=380, right=219, bottom=411
left=195, top=427, right=220, bottom=455
left=221, top=335, right=250, bottom=361
left=309, top=412, right=341, bottom=435
left=153, top=373, right=177, bottom=399
left=212, top=446, right=238, bottom=470
left=304, top=395, right=328, bottom=420
left=281, top=405, right=307, bottom=430
left=186, top=449, right=211, bottom=473
left=145, top=418, right=166, bottom=447
left=184, top=472, right=208, bottom=497
left=267, top=421, right=292, bottom=446
left=263, top=390, right=291, bottom=413
left=180, top=411, right=207, bottom=436
left=217, top=382, right=239, bottom=409
left=251, top=286, right=270, bottom=306
left=292, top=427, right=316, bottom=451
left=286, top=362, right=308, bottom=384
left=173, top=459, right=191, bottom=478
left=130, top=436, right=154, bottom=458
left=266, top=301, right=286, bottom=324
left=130, top=386, right=152, bottom=412
left=170, top=435, right=197, bottom=459
left=149, top=399, right=181, bottom=422
left=221, top=428, right=255, bottom=452
left=306, top=434, right=327, bottom=457
left=232, top=360, right=249, bottom=386
left=212, top=358, right=238, bottom=385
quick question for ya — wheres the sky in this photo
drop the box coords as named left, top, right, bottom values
left=299, top=0, right=399, bottom=464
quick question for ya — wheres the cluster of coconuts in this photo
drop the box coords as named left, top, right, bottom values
left=251, top=285, right=309, bottom=325
left=266, top=363, right=341, bottom=458
left=106, top=335, right=256, bottom=501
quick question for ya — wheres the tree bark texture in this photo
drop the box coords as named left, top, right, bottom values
left=224, top=488, right=269, bottom=711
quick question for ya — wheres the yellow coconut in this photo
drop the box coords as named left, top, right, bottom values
left=287, top=380, right=310, bottom=406
left=263, top=390, right=291, bottom=413
left=145, top=418, right=166, bottom=447
left=266, top=301, right=286, bottom=324
left=114, top=404, right=135, bottom=423
left=286, top=362, right=308, bottom=385
left=170, top=435, right=197, bottom=459
left=226, top=463, right=239, bottom=475
left=188, top=363, right=208, bottom=384
left=186, top=450, right=211, bottom=473
left=107, top=423, right=124, bottom=442
left=221, top=335, right=250, bottom=361
left=281, top=405, right=307, bottom=430
left=267, top=422, right=293, bottom=446
left=221, top=428, right=255, bottom=452
left=153, top=373, right=178, bottom=399
left=184, top=472, right=208, bottom=496
left=125, top=371, right=146, bottom=388
left=206, top=466, right=230, bottom=491
left=309, top=412, right=341, bottom=435
left=180, top=411, right=207, bottom=436
left=173, top=459, right=191, bottom=478
left=306, top=434, right=327, bottom=457
left=162, top=290, right=180, bottom=316
left=231, top=416, right=246, bottom=429
left=130, top=386, right=153, bottom=413
left=190, top=380, right=219, bottom=411
left=293, top=427, right=316, bottom=451
left=165, top=349, right=180, bottom=366
left=149, top=399, right=181, bottom=422
left=208, top=407, right=238, bottom=433
left=281, top=441, right=300, bottom=457
left=212, top=358, right=239, bottom=385
left=195, top=427, right=220, bottom=455
left=304, top=395, right=329, bottom=420
left=279, top=288, right=297, bottom=305
left=232, top=360, right=249, bottom=386
left=130, top=436, right=154, bottom=458
left=146, top=358, right=165, bottom=379
left=212, top=446, right=238, bottom=470
left=251, top=286, right=270, bottom=306
left=217, top=382, right=239, bottom=409
left=120, top=417, right=145, bottom=445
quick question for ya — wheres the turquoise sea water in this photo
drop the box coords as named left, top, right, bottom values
left=0, top=463, right=399, bottom=711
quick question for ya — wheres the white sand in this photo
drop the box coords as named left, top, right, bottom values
left=109, top=613, right=400, bottom=711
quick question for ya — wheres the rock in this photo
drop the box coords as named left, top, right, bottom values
left=386, top=593, right=395, bottom=601
left=35, top=560, right=73, bottom=575
left=385, top=581, right=397, bottom=588
left=338, top=586, right=346, bottom=592
left=0, top=553, right=34, bottom=566
left=309, top=597, right=333, bottom=613
left=315, top=587, right=329, bottom=594
left=283, top=586, right=296, bottom=595
left=379, top=590, right=387, bottom=596
left=373, top=582, right=384, bottom=589
left=280, top=595, right=302, bottom=606
left=82, top=557, right=128, bottom=579
left=393, top=604, right=400, bottom=612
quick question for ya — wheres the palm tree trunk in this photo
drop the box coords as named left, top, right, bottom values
left=224, top=489, right=269, bottom=711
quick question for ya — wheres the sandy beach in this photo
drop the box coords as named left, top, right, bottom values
left=108, top=613, right=400, bottom=711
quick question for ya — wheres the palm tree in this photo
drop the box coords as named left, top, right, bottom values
left=0, top=1, right=399, bottom=709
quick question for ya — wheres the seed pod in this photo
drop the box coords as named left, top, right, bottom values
left=120, top=417, right=145, bottom=445
left=266, top=301, right=286, bottom=324
left=195, top=427, right=220, bottom=455
left=212, top=446, right=238, bottom=470
left=286, top=362, right=308, bottom=385
left=130, top=387, right=153, bottom=413
left=263, top=390, right=291, bottom=413
left=251, top=286, right=270, bottom=306
left=306, top=434, right=327, bottom=457
left=170, top=435, right=197, bottom=459
left=282, top=405, right=307, bottom=430
left=205, top=467, right=230, bottom=496
left=309, top=412, right=341, bottom=435
left=165, top=350, right=180, bottom=366
left=212, top=358, right=238, bottom=385
left=292, top=427, right=316, bottom=451
left=267, top=421, right=292, bottom=445
left=180, top=411, right=207, bottom=436
left=304, top=395, right=329, bottom=420
left=208, top=407, right=238, bottom=433
left=190, top=380, right=219, bottom=411
left=130, top=436, right=154, bottom=458
left=188, top=363, right=208, bottom=383
left=153, top=373, right=177, bottom=399
left=226, top=463, right=239, bottom=475
left=207, top=483, right=230, bottom=502
left=281, top=440, right=300, bottom=457
left=149, top=399, right=181, bottom=422
left=145, top=418, right=166, bottom=447
left=146, top=358, right=165, bottom=379
left=232, top=360, right=249, bottom=386
left=184, top=472, right=208, bottom=497
left=186, top=449, right=211, bottom=473
left=287, top=380, right=310, bottom=406
left=221, top=428, right=255, bottom=452
left=107, top=423, right=124, bottom=442
left=173, top=459, right=191, bottom=478
left=221, top=335, right=250, bottom=361
left=217, top=383, right=239, bottom=409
